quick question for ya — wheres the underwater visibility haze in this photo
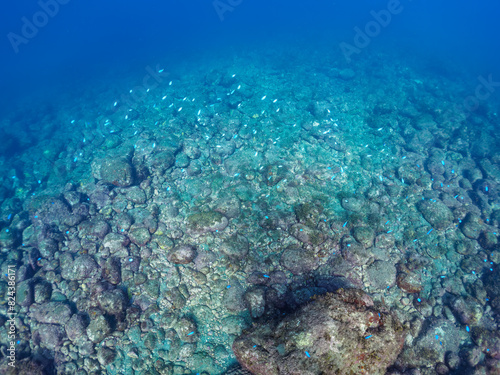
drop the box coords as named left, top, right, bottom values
left=1, top=0, right=500, bottom=374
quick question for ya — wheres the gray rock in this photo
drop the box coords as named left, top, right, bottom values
left=152, top=233, right=174, bottom=251
left=450, top=296, right=483, bottom=325
left=294, top=203, right=323, bottom=227
left=460, top=214, right=484, bottom=240
left=97, top=347, right=116, bottom=366
left=102, top=257, right=122, bottom=285
left=280, top=245, right=319, bottom=275
left=341, top=237, right=370, bottom=266
left=213, top=140, right=236, bottom=157
left=147, top=151, right=175, bottom=174
left=408, top=130, right=435, bottom=152
left=128, top=227, right=151, bottom=246
left=103, top=232, right=130, bottom=253
left=61, top=254, right=100, bottom=281
left=186, top=211, right=228, bottom=234
left=88, top=183, right=113, bottom=209
left=86, top=314, right=111, bottom=343
left=16, top=280, right=34, bottom=307
left=97, top=158, right=135, bottom=187
left=115, top=212, right=133, bottom=232
left=175, top=316, right=198, bottom=343
left=224, top=278, right=247, bottom=312
left=340, top=197, right=365, bottom=212
left=215, top=196, right=242, bottom=219
left=34, top=324, right=66, bottom=350
left=366, top=260, right=396, bottom=290
left=352, top=226, right=375, bottom=248
left=396, top=270, right=423, bottom=293
left=478, top=230, right=498, bottom=249
left=290, top=287, right=327, bottom=307
left=184, top=141, right=201, bottom=159
left=163, top=286, right=187, bottom=310
left=417, top=199, right=454, bottom=230
left=426, top=158, right=446, bottom=176
left=37, top=238, right=58, bottom=258
left=187, top=160, right=203, bottom=176
left=29, top=196, right=73, bottom=227
left=64, top=190, right=81, bottom=207
left=219, top=233, right=249, bottom=260
left=375, top=233, right=395, bottom=249
left=128, top=207, right=158, bottom=233
left=65, top=314, right=89, bottom=342
left=167, top=244, right=197, bottom=264
left=445, top=351, right=461, bottom=370
left=308, top=101, right=330, bottom=118
left=30, top=302, right=72, bottom=325
left=244, top=287, right=266, bottom=318
left=33, top=282, right=52, bottom=304
left=221, top=316, right=250, bottom=336
left=289, top=224, right=325, bottom=246
left=124, top=186, right=146, bottom=204
left=175, top=153, right=190, bottom=168
left=0, top=227, right=16, bottom=248
left=97, top=289, right=128, bottom=317
left=78, top=219, right=110, bottom=239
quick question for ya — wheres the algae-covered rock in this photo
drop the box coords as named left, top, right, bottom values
left=86, top=314, right=111, bottom=343
left=60, top=254, right=100, bottom=281
left=340, top=196, right=365, bottom=212
left=289, top=224, right=325, bottom=246
left=219, top=233, right=249, bottom=260
left=280, top=245, right=319, bottom=275
left=233, top=288, right=404, bottom=375
left=0, top=227, right=16, bottom=248
left=417, top=199, right=453, bottom=230
left=128, top=227, right=151, bottom=246
left=352, top=226, right=375, bottom=248
left=94, top=158, right=135, bottom=187
left=167, top=244, right=197, bottom=264
left=294, top=202, right=322, bottom=227
left=460, top=213, right=484, bottom=240
left=187, top=211, right=228, bottom=234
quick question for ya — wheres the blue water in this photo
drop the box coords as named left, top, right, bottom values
left=2, top=1, right=500, bottom=117
left=1, top=1, right=500, bottom=374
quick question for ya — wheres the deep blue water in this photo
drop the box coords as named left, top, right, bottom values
left=2, top=0, right=499, bottom=119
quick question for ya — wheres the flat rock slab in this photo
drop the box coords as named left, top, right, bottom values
left=186, top=211, right=228, bottom=234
